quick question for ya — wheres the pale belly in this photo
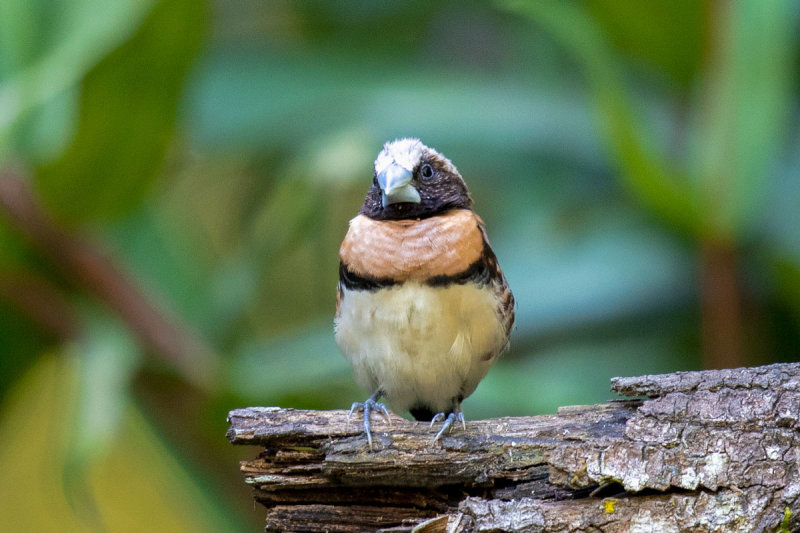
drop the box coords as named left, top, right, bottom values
left=334, top=282, right=507, bottom=414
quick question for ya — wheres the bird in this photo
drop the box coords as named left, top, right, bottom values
left=334, top=138, right=515, bottom=447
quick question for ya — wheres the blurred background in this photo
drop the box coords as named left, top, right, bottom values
left=1, top=0, right=798, bottom=530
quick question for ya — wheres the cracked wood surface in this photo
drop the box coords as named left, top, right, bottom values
left=227, top=362, right=800, bottom=532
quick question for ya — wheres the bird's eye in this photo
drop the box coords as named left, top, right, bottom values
left=419, top=163, right=434, bottom=179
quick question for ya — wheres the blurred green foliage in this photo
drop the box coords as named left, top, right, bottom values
left=0, top=1, right=798, bottom=530
left=37, top=0, right=206, bottom=221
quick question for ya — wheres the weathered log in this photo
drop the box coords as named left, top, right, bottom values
left=227, top=363, right=800, bottom=532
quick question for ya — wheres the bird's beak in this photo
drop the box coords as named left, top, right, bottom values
left=377, top=163, right=421, bottom=207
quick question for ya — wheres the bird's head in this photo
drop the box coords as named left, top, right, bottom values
left=360, top=138, right=473, bottom=220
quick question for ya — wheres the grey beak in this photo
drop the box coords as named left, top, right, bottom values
left=376, top=163, right=421, bottom=207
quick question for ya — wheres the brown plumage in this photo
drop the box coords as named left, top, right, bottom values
left=339, top=210, right=484, bottom=282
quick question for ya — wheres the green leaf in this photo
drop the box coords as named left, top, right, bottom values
left=0, top=0, right=155, bottom=161
left=186, top=48, right=602, bottom=162
left=67, top=308, right=142, bottom=462
left=35, top=0, right=208, bottom=222
left=59, top=308, right=142, bottom=529
left=583, top=0, right=705, bottom=86
left=501, top=0, right=701, bottom=235
left=689, top=1, right=797, bottom=241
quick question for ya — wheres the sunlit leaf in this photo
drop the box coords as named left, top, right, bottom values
left=0, top=354, right=242, bottom=532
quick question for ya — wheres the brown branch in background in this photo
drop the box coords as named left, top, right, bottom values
left=0, top=169, right=215, bottom=386
left=700, top=240, right=743, bottom=369
left=695, top=0, right=744, bottom=371
left=0, top=269, right=79, bottom=340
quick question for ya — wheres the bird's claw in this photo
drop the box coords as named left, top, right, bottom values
left=430, top=410, right=466, bottom=443
left=347, top=392, right=391, bottom=449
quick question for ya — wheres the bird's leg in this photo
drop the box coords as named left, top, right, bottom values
left=348, top=389, right=391, bottom=449
left=430, top=404, right=466, bottom=443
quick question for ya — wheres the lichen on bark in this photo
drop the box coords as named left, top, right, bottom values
left=227, top=363, right=800, bottom=532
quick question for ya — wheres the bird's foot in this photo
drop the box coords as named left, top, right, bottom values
left=430, top=409, right=466, bottom=443
left=347, top=390, right=391, bottom=449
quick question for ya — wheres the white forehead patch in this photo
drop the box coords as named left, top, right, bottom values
left=373, top=138, right=458, bottom=176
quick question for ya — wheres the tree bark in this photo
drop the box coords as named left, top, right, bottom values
left=227, top=363, right=800, bottom=532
